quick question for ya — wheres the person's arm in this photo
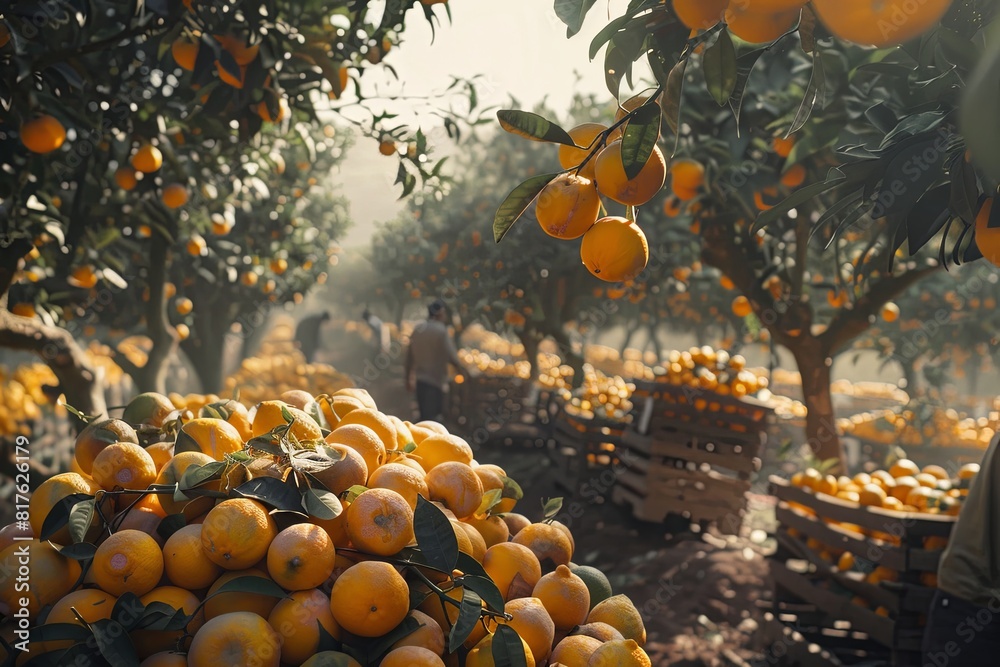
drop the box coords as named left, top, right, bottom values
left=445, top=333, right=467, bottom=377
left=404, top=342, right=415, bottom=391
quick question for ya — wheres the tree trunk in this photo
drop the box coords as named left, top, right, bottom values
left=900, top=359, right=920, bottom=396
left=517, top=328, right=540, bottom=384
left=0, top=301, right=107, bottom=428
left=790, top=341, right=841, bottom=467
left=118, top=240, right=177, bottom=393
left=548, top=326, right=584, bottom=389
left=183, top=288, right=234, bottom=394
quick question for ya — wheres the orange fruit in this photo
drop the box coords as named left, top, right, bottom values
left=326, top=423, right=387, bottom=476
left=672, top=0, right=727, bottom=30
left=20, top=114, right=66, bottom=153
left=257, top=97, right=287, bottom=123
left=915, top=472, right=940, bottom=489
left=922, top=465, right=949, bottom=481
left=466, top=633, right=536, bottom=667
left=38, top=588, right=116, bottom=653
left=532, top=564, right=590, bottom=629
left=215, top=34, right=259, bottom=64
left=177, top=418, right=244, bottom=460
left=889, top=459, right=921, bottom=478
left=588, top=638, right=652, bottom=667
left=594, top=141, right=666, bottom=206
left=75, top=418, right=139, bottom=474
left=132, top=144, right=163, bottom=173
left=93, top=529, right=164, bottom=596
left=162, top=183, right=188, bottom=209
left=312, top=444, right=368, bottom=495
left=0, top=522, right=33, bottom=553
left=139, top=652, right=187, bottom=666
left=115, top=166, right=139, bottom=190
left=214, top=60, right=247, bottom=88
left=201, top=498, right=278, bottom=569
left=132, top=586, right=204, bottom=658
left=557, top=123, right=608, bottom=178
left=416, top=420, right=449, bottom=435
left=881, top=302, right=900, bottom=322
left=145, top=441, right=174, bottom=472
left=812, top=0, right=952, bottom=47
left=171, top=38, right=198, bottom=70
left=162, top=524, right=223, bottom=589
left=329, top=560, right=410, bottom=637
left=381, top=646, right=445, bottom=667
left=959, top=463, right=980, bottom=480
left=332, top=408, right=398, bottom=451
left=974, top=198, right=1000, bottom=266
left=503, top=597, right=556, bottom=663
left=483, top=542, right=542, bottom=601
left=512, top=522, right=574, bottom=568
left=457, top=521, right=488, bottom=561
left=889, top=476, right=920, bottom=503
left=267, top=523, right=336, bottom=591
left=0, top=540, right=81, bottom=616
left=368, top=462, right=429, bottom=510
left=773, top=135, right=795, bottom=157
left=575, top=622, right=625, bottom=642
left=187, top=611, right=281, bottom=667
left=68, top=264, right=99, bottom=288
left=252, top=400, right=324, bottom=442
left=781, top=163, right=806, bottom=188
left=91, top=442, right=157, bottom=491
left=464, top=514, right=510, bottom=548
left=503, top=512, right=531, bottom=537
left=321, top=395, right=365, bottom=428
left=391, top=609, right=446, bottom=654
left=732, top=295, right=753, bottom=317
left=670, top=158, right=705, bottom=190
left=333, top=387, right=378, bottom=409
left=112, top=506, right=164, bottom=540
left=426, top=461, right=484, bottom=519
left=204, top=568, right=280, bottom=620
left=414, top=433, right=474, bottom=471
left=858, top=483, right=888, bottom=507
left=535, top=173, right=601, bottom=240
left=587, top=594, right=646, bottom=646
left=155, top=451, right=217, bottom=515
left=725, top=5, right=799, bottom=43
left=122, top=392, right=176, bottom=427
left=473, top=464, right=517, bottom=513
left=268, top=589, right=341, bottom=665
left=345, top=488, right=414, bottom=556
left=580, top=216, right=649, bottom=283
left=379, top=140, right=397, bottom=155
left=28, top=472, right=100, bottom=544
left=550, top=634, right=602, bottom=667
left=200, top=399, right=253, bottom=441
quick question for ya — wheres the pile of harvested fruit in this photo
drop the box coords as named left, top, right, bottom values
left=1, top=387, right=651, bottom=666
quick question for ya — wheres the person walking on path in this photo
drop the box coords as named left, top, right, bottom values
left=922, top=432, right=1000, bottom=665
left=404, top=300, right=467, bottom=422
left=294, top=311, right=330, bottom=363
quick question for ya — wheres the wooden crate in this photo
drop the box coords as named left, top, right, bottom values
left=547, top=396, right=625, bottom=494
left=768, top=476, right=956, bottom=666
left=611, top=382, right=771, bottom=531
left=445, top=376, right=539, bottom=439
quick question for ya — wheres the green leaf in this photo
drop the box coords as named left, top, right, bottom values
left=59, top=542, right=97, bottom=560
left=39, top=493, right=93, bottom=541
left=316, top=620, right=343, bottom=653
left=179, top=461, right=226, bottom=491
left=798, top=5, right=817, bottom=54
left=91, top=619, right=139, bottom=666
left=542, top=497, right=564, bottom=520
left=703, top=31, right=737, bottom=106
left=501, top=476, right=524, bottom=502
left=492, top=624, right=529, bottom=667
left=210, top=575, right=289, bottom=599
left=112, top=593, right=145, bottom=628
left=662, top=59, right=687, bottom=153
left=788, top=51, right=826, bottom=135
left=234, top=477, right=306, bottom=513
left=67, top=499, right=95, bottom=544
left=413, top=495, right=459, bottom=572
left=366, top=615, right=421, bottom=661
left=302, top=486, right=343, bottom=521
left=456, top=552, right=490, bottom=579
left=752, top=169, right=848, bottom=231
left=589, top=14, right=633, bottom=60
left=496, top=110, right=575, bottom=146
left=280, top=405, right=296, bottom=423
left=403, top=442, right=417, bottom=454
left=30, top=623, right=93, bottom=644
left=475, top=489, right=503, bottom=516
left=173, top=428, right=202, bottom=455
left=448, top=588, right=483, bottom=652
left=621, top=101, right=661, bottom=180
left=493, top=173, right=559, bottom=244
left=461, top=574, right=505, bottom=613
left=345, top=485, right=368, bottom=504
left=554, top=0, right=599, bottom=37
left=156, top=513, right=186, bottom=541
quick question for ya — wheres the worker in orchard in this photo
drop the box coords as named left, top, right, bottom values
left=404, top=299, right=467, bottom=422
left=923, top=433, right=1000, bottom=665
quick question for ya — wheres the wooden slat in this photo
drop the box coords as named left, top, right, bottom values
left=776, top=505, right=909, bottom=572
left=617, top=470, right=746, bottom=512
left=621, top=429, right=760, bottom=475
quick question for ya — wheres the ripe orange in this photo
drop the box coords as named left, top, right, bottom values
left=426, top=461, right=484, bottom=519
left=115, top=166, right=139, bottom=190
left=268, top=589, right=341, bottom=665
left=252, top=400, right=324, bottom=442
left=812, top=0, right=952, bottom=47
left=345, top=488, right=414, bottom=556
left=122, top=391, right=175, bottom=426
left=503, top=512, right=532, bottom=537
left=326, top=423, right=387, bottom=476
left=162, top=184, right=188, bottom=209
left=725, top=6, right=799, bottom=43
left=171, top=38, right=198, bottom=71
left=200, top=399, right=253, bottom=441
left=859, top=483, right=888, bottom=507
left=381, top=646, right=445, bottom=667
left=588, top=639, right=652, bottom=667
left=21, top=114, right=66, bottom=153
left=558, top=123, right=609, bottom=179
left=467, top=633, right=536, bottom=667
left=889, top=459, right=921, bottom=478
left=28, top=472, right=100, bottom=544
left=550, top=635, right=602, bottom=667
left=781, top=163, right=806, bottom=188
left=881, top=302, right=900, bottom=322
left=0, top=522, right=33, bottom=553
left=334, top=387, right=378, bottom=410
left=91, top=442, right=158, bottom=491
left=93, top=529, right=164, bottom=597
left=312, top=443, right=369, bottom=495
left=922, top=465, right=950, bottom=481
left=145, top=441, right=174, bottom=472
left=975, top=198, right=1000, bottom=266
left=0, top=540, right=81, bottom=616
left=138, top=652, right=187, bottom=666
left=512, top=522, right=574, bottom=568
left=414, top=432, right=474, bottom=471
left=162, top=524, right=223, bottom=589
left=332, top=408, right=397, bottom=450
left=587, top=594, right=647, bottom=646
left=535, top=173, right=601, bottom=240
left=672, top=0, right=727, bottom=30
left=457, top=521, right=488, bottom=561
left=580, top=216, right=649, bottom=283
left=391, top=609, right=446, bottom=654
left=368, top=462, right=429, bottom=510
left=75, top=418, right=139, bottom=474
left=670, top=158, right=705, bottom=191
left=379, top=140, right=397, bottom=155
left=329, top=560, right=410, bottom=637
left=188, top=611, right=281, bottom=667
left=133, top=586, right=204, bottom=658
left=594, top=141, right=666, bottom=206
left=267, top=523, right=336, bottom=591
left=258, top=97, right=287, bottom=123
left=732, top=295, right=752, bottom=317
left=132, top=144, right=163, bottom=173
left=483, top=542, right=542, bottom=601
left=178, top=417, right=244, bottom=460
left=201, top=498, right=278, bottom=569
left=38, top=588, right=116, bottom=653
left=464, top=514, right=511, bottom=548
left=204, top=568, right=280, bottom=620
left=321, top=395, right=365, bottom=428
left=473, top=464, right=517, bottom=513
left=155, top=451, right=217, bottom=515
left=532, top=564, right=590, bottom=629
left=503, top=597, right=556, bottom=663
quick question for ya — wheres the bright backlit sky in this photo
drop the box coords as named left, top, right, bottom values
left=336, top=0, right=635, bottom=248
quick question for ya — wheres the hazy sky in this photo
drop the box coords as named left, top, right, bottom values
left=335, top=0, right=635, bottom=248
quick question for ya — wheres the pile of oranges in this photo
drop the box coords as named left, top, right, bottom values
left=2, top=386, right=651, bottom=666
left=839, top=406, right=1000, bottom=450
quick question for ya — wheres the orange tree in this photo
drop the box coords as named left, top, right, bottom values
left=0, top=0, right=464, bottom=419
